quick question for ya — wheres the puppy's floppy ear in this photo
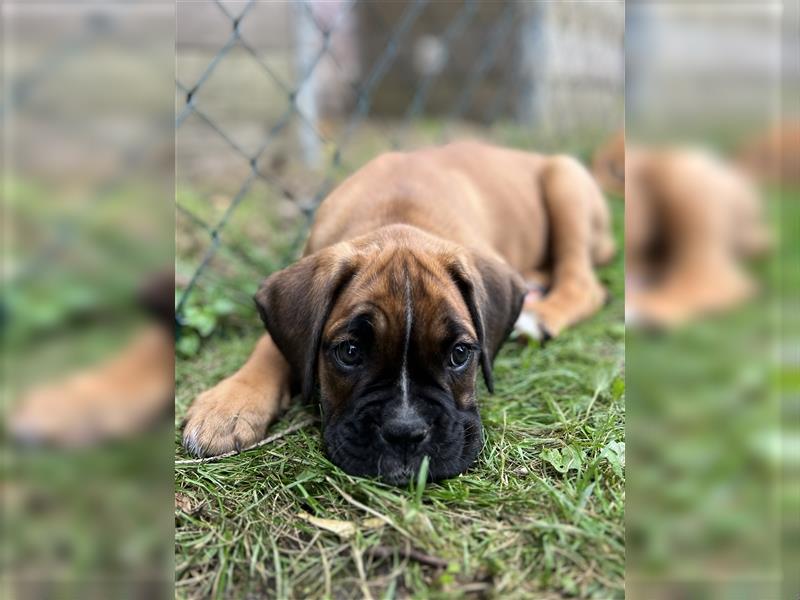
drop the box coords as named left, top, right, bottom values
left=254, top=245, right=358, bottom=402
left=449, top=251, right=526, bottom=393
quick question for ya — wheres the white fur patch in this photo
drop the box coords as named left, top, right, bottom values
left=514, top=312, right=544, bottom=342
left=399, top=274, right=413, bottom=406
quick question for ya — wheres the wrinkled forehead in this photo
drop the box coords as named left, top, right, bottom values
left=324, top=249, right=476, bottom=344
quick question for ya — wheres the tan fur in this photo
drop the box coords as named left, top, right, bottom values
left=626, top=146, right=770, bottom=327
left=9, top=326, right=174, bottom=446
left=592, top=130, right=626, bottom=196
left=183, top=142, right=615, bottom=457
left=736, top=122, right=800, bottom=186
left=317, top=228, right=481, bottom=414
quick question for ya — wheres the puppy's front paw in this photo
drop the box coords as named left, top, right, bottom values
left=182, top=378, right=284, bottom=457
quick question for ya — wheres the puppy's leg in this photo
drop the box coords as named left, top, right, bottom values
left=588, top=180, right=617, bottom=266
left=628, top=242, right=755, bottom=327
left=520, top=269, right=551, bottom=300
left=182, top=334, right=291, bottom=457
left=10, top=325, right=174, bottom=447
left=519, top=156, right=609, bottom=339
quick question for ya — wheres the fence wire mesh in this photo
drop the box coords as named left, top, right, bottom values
left=3, top=4, right=174, bottom=338
left=175, top=0, right=624, bottom=337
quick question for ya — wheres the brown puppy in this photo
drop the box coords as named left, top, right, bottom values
left=183, top=141, right=615, bottom=484
left=626, top=146, right=771, bottom=328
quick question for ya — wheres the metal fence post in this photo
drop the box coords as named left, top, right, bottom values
left=293, top=1, right=322, bottom=169
left=516, top=1, right=551, bottom=131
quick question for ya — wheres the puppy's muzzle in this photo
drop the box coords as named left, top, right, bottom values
left=379, top=405, right=431, bottom=452
left=323, top=390, right=482, bottom=486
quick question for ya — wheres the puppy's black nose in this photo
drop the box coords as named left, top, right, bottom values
left=381, top=415, right=429, bottom=449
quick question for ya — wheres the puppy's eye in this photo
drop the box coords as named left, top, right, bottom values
left=333, top=340, right=362, bottom=369
left=449, top=343, right=472, bottom=370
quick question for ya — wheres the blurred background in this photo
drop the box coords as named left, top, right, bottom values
left=2, top=2, right=174, bottom=598
left=626, top=2, right=797, bottom=599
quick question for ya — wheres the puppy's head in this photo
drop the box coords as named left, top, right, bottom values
left=255, top=225, right=525, bottom=484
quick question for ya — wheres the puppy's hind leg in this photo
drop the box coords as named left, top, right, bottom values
left=519, top=156, right=609, bottom=339
left=520, top=269, right=551, bottom=297
left=182, top=334, right=292, bottom=457
left=588, top=181, right=617, bottom=266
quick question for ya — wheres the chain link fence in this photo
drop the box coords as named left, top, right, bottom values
left=3, top=3, right=174, bottom=340
left=175, top=0, right=624, bottom=345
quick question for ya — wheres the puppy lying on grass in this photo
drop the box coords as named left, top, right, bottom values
left=183, top=141, right=615, bottom=484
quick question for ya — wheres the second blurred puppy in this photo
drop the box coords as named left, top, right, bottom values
left=625, top=145, right=771, bottom=328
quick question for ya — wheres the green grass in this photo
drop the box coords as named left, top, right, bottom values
left=174, top=202, right=625, bottom=599
left=625, top=187, right=798, bottom=598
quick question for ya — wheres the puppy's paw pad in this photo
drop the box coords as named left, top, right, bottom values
left=182, top=380, right=275, bottom=458
left=182, top=409, right=267, bottom=458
